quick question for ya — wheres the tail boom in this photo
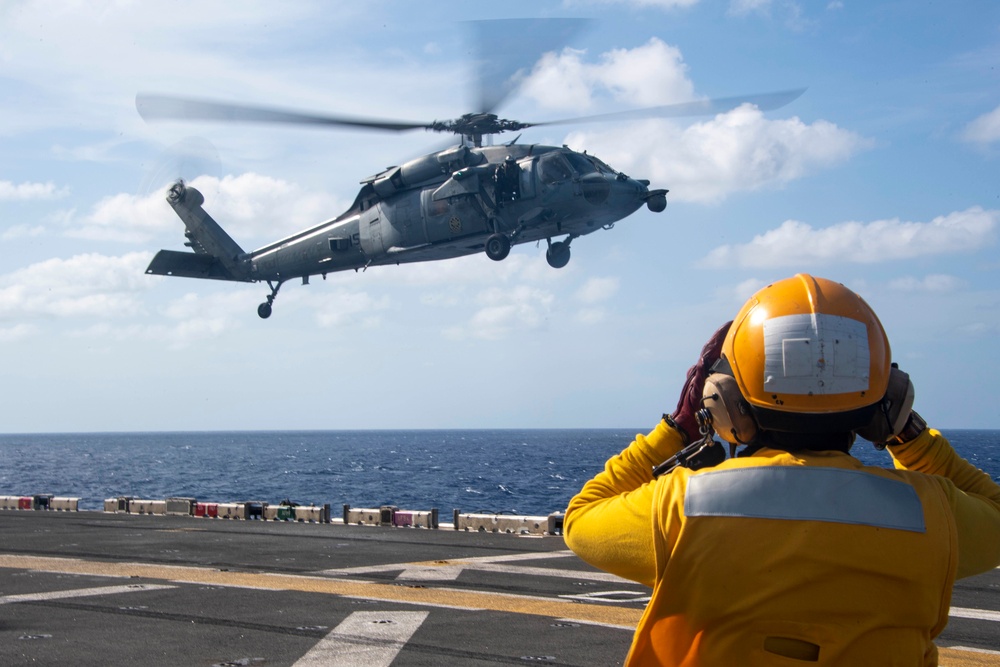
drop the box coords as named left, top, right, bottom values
left=145, top=181, right=252, bottom=282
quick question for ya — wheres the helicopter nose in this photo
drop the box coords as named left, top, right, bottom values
left=646, top=190, right=667, bottom=212
left=617, top=176, right=666, bottom=213
left=580, top=173, right=611, bottom=205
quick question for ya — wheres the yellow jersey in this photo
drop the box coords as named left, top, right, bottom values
left=565, top=422, right=1000, bottom=666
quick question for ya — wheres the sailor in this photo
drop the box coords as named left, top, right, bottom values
left=564, top=274, right=1000, bottom=666
left=494, top=155, right=521, bottom=206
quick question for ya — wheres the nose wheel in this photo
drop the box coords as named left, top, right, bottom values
left=257, top=280, right=283, bottom=319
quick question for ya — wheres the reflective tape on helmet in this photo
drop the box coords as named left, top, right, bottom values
left=762, top=313, right=871, bottom=395
left=684, top=466, right=925, bottom=533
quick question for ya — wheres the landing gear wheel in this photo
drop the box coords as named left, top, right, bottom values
left=257, top=280, right=283, bottom=319
left=546, top=241, right=571, bottom=269
left=485, top=233, right=511, bottom=261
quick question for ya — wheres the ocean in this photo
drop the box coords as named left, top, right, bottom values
left=0, top=429, right=997, bottom=515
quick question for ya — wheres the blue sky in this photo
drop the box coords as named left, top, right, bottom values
left=1, top=1, right=998, bottom=432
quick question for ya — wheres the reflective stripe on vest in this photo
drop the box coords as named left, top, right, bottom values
left=684, top=466, right=926, bottom=533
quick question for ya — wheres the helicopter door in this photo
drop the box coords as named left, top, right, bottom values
left=359, top=213, right=384, bottom=256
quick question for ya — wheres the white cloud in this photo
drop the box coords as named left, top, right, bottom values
left=571, top=277, right=620, bottom=325
left=0, top=323, right=37, bottom=342
left=66, top=288, right=259, bottom=349
left=521, top=38, right=696, bottom=111
left=720, top=277, right=769, bottom=303
left=888, top=274, right=964, bottom=293
left=419, top=291, right=461, bottom=308
left=575, top=277, right=620, bottom=304
left=727, top=0, right=810, bottom=29
left=729, top=0, right=773, bottom=14
left=0, top=3, right=360, bottom=136
left=578, top=0, right=809, bottom=25
left=446, top=285, right=556, bottom=341
left=160, top=291, right=251, bottom=346
left=961, top=105, right=1000, bottom=145
left=565, top=107, right=868, bottom=203
left=0, top=252, right=154, bottom=318
left=575, top=308, right=608, bottom=325
left=191, top=174, right=347, bottom=240
left=702, top=207, right=998, bottom=268
left=573, top=0, right=700, bottom=9
left=69, top=187, right=179, bottom=243
left=163, top=291, right=243, bottom=321
left=0, top=180, right=68, bottom=201
left=70, top=173, right=347, bottom=245
left=2, top=224, right=46, bottom=240
left=329, top=250, right=575, bottom=297
left=357, top=252, right=534, bottom=288
left=314, top=290, right=392, bottom=329
left=635, top=0, right=701, bottom=6
left=519, top=49, right=596, bottom=111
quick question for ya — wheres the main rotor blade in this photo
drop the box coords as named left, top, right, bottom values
left=136, top=94, right=432, bottom=132
left=528, top=88, right=807, bottom=128
left=468, top=18, right=592, bottom=114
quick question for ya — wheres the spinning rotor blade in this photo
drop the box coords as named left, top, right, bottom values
left=468, top=18, right=592, bottom=114
left=138, top=136, right=222, bottom=197
left=528, top=88, right=808, bottom=129
left=136, top=87, right=806, bottom=140
left=136, top=94, right=432, bottom=132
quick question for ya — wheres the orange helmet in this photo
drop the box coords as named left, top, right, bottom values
left=719, top=274, right=891, bottom=434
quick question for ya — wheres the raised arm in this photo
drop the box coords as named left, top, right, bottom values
left=564, top=322, right=731, bottom=586
left=889, top=424, right=1000, bottom=579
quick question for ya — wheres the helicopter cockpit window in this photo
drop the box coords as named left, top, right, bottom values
left=565, top=152, right=598, bottom=176
left=538, top=153, right=574, bottom=184
left=590, top=156, right=617, bottom=175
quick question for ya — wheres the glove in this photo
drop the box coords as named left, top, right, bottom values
left=856, top=365, right=914, bottom=446
left=670, top=321, right=733, bottom=442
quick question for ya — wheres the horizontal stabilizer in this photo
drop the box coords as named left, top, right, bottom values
left=146, top=249, right=251, bottom=281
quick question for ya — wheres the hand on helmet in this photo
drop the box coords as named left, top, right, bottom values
left=670, top=321, right=733, bottom=443
left=857, top=365, right=914, bottom=446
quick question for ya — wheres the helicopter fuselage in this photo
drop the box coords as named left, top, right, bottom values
left=250, top=144, right=661, bottom=277
left=146, top=143, right=667, bottom=318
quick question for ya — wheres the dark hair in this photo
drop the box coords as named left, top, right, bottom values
left=750, top=430, right=856, bottom=454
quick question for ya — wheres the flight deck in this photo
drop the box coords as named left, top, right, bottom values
left=0, top=510, right=998, bottom=666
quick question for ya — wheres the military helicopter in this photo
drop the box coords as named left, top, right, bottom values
left=138, top=22, right=803, bottom=319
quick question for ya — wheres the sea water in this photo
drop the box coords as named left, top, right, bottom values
left=0, top=429, right=996, bottom=514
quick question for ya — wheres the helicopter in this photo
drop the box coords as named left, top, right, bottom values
left=138, top=22, right=803, bottom=319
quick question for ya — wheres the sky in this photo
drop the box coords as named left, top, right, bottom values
left=1, top=0, right=999, bottom=433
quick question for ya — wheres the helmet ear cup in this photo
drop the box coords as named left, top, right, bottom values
left=856, top=366, right=915, bottom=444
left=703, top=373, right=758, bottom=444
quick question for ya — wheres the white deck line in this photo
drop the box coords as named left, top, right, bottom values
left=292, top=611, right=428, bottom=667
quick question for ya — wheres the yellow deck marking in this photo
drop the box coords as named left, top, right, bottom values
left=2, top=554, right=997, bottom=665
left=940, top=648, right=1000, bottom=666
left=0, top=554, right=642, bottom=627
